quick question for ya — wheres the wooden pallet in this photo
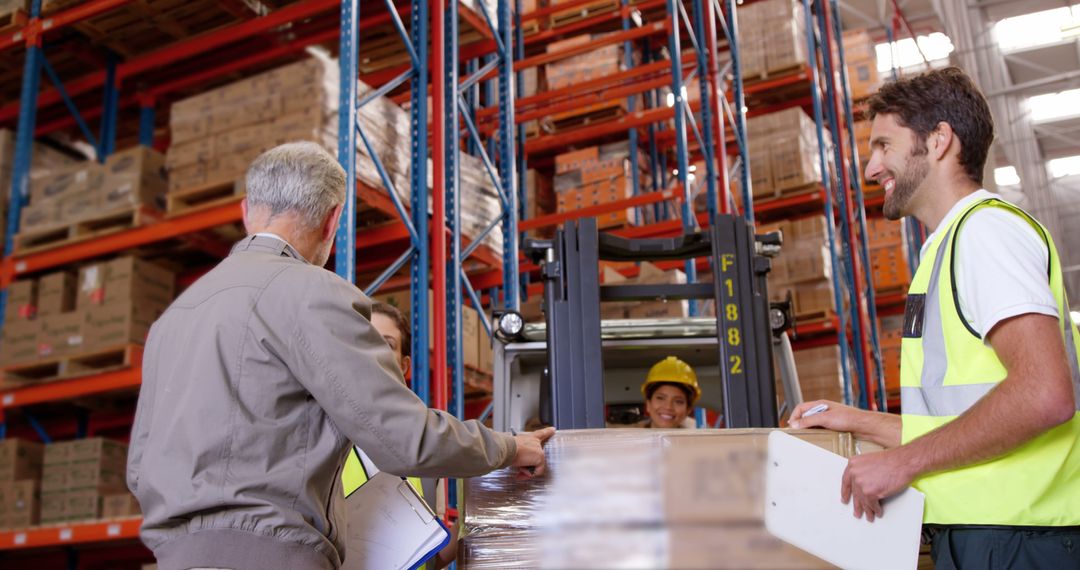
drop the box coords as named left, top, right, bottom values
left=744, top=63, right=806, bottom=85
left=166, top=179, right=244, bottom=217
left=14, top=207, right=162, bottom=255
left=793, top=310, right=836, bottom=327
left=546, top=100, right=628, bottom=133
left=0, top=8, right=27, bottom=34
left=549, top=0, right=620, bottom=28
left=1, top=344, right=140, bottom=389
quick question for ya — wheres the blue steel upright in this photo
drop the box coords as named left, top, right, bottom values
left=446, top=0, right=465, bottom=422
left=409, top=0, right=431, bottom=404
left=1, top=0, right=45, bottom=330
left=691, top=0, right=719, bottom=227
left=666, top=0, right=698, bottom=307
left=98, top=53, right=120, bottom=161
left=336, top=0, right=359, bottom=286
left=828, top=0, right=884, bottom=410
left=800, top=0, right=854, bottom=405
left=497, top=0, right=519, bottom=311
left=621, top=0, right=642, bottom=225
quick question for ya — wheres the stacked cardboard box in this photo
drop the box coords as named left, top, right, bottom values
left=879, top=314, right=903, bottom=399
left=0, top=129, right=81, bottom=247
left=523, top=169, right=555, bottom=238
left=765, top=216, right=836, bottom=319
left=794, top=345, right=845, bottom=402
left=40, top=438, right=129, bottom=524
left=462, top=429, right=864, bottom=568
left=0, top=256, right=175, bottom=369
left=866, top=217, right=909, bottom=293
left=554, top=141, right=651, bottom=229
left=0, top=438, right=44, bottom=529
left=738, top=0, right=807, bottom=80
left=840, top=29, right=880, bottom=100
left=740, top=108, right=829, bottom=201
left=166, top=54, right=503, bottom=257
left=16, top=146, right=168, bottom=234
left=544, top=34, right=627, bottom=90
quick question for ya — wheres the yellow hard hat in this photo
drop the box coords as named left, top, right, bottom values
left=641, top=356, right=701, bottom=404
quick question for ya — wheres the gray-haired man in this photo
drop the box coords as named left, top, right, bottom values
left=127, top=142, right=553, bottom=570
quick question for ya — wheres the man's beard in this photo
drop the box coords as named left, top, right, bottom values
left=882, top=148, right=929, bottom=221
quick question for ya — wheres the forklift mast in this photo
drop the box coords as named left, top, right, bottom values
left=524, top=215, right=780, bottom=429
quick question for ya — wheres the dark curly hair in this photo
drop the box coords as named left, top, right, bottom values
left=867, top=67, right=994, bottom=184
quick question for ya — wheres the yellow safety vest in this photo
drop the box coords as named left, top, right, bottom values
left=900, top=197, right=1080, bottom=525
left=341, top=448, right=424, bottom=499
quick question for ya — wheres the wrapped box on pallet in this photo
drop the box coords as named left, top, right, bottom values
left=39, top=492, right=66, bottom=525
left=626, top=262, right=690, bottom=319
left=29, top=162, right=104, bottom=204
left=4, top=279, right=37, bottom=321
left=64, top=489, right=103, bottom=521
left=57, top=188, right=100, bottom=225
left=37, top=310, right=85, bottom=358
left=0, top=480, right=41, bottom=529
left=794, top=345, right=844, bottom=402
left=544, top=35, right=625, bottom=91
left=68, top=437, right=128, bottom=468
left=36, top=270, right=77, bottom=317
left=101, top=492, right=140, bottom=518
left=82, top=300, right=163, bottom=351
left=0, top=321, right=39, bottom=366
left=102, top=146, right=168, bottom=211
left=76, top=256, right=175, bottom=310
left=0, top=438, right=44, bottom=482
left=19, top=199, right=60, bottom=232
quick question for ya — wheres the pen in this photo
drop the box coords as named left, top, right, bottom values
left=802, top=403, right=829, bottom=418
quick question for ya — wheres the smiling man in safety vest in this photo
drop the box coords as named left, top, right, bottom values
left=788, top=67, right=1080, bottom=568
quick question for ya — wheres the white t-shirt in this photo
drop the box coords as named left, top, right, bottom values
left=919, top=189, right=1058, bottom=343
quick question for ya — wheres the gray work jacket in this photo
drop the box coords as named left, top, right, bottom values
left=127, top=235, right=515, bottom=570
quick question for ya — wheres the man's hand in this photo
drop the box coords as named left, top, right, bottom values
left=789, top=400, right=863, bottom=432
left=788, top=400, right=903, bottom=449
left=840, top=449, right=917, bottom=522
left=511, top=427, right=556, bottom=480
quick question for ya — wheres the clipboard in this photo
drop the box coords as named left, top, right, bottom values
left=343, top=448, right=451, bottom=570
left=764, top=431, right=925, bottom=570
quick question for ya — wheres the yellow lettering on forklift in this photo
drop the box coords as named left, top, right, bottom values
left=724, top=279, right=734, bottom=297
left=721, top=253, right=735, bottom=272
left=726, top=304, right=738, bottom=321
left=727, top=327, right=741, bottom=346
left=729, top=355, right=743, bottom=374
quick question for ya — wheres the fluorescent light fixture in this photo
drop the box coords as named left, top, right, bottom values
left=1027, top=88, right=1080, bottom=123
left=875, top=33, right=954, bottom=73
left=994, top=166, right=1021, bottom=187
left=1049, top=155, right=1080, bottom=178
left=994, top=4, right=1080, bottom=53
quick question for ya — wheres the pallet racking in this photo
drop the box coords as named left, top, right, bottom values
left=0, top=0, right=924, bottom=559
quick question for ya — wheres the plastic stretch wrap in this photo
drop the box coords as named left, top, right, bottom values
left=461, top=429, right=849, bottom=569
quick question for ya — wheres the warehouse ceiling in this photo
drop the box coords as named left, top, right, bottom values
left=837, top=0, right=1080, bottom=306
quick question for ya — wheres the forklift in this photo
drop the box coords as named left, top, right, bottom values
left=487, top=214, right=804, bottom=432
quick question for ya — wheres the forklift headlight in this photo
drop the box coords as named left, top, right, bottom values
left=496, top=310, right=525, bottom=340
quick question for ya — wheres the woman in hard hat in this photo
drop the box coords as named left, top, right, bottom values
left=639, top=356, right=700, bottom=429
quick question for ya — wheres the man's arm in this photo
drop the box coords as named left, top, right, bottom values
left=275, top=268, right=546, bottom=479
left=789, top=400, right=902, bottom=448
left=842, top=313, right=1076, bottom=520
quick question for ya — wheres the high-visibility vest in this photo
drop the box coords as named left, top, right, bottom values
left=900, top=197, right=1080, bottom=525
left=341, top=448, right=423, bottom=499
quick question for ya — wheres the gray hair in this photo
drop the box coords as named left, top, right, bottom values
left=245, top=141, right=346, bottom=229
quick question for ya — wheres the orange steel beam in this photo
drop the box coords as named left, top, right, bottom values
left=0, top=0, right=134, bottom=51
left=1, top=347, right=143, bottom=409
left=0, top=518, right=142, bottom=550
left=520, top=188, right=678, bottom=231
left=525, top=99, right=701, bottom=154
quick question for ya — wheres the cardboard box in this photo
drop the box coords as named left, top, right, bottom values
left=793, top=279, right=834, bottom=317
left=102, top=146, right=168, bottom=212
left=662, top=430, right=851, bottom=524
left=41, top=463, right=73, bottom=493
left=0, top=480, right=40, bottom=529
left=0, top=319, right=40, bottom=366
left=19, top=199, right=60, bottom=232
left=626, top=262, right=689, bottom=320
left=58, top=188, right=101, bottom=225
left=68, top=462, right=126, bottom=493
left=65, top=489, right=102, bottom=521
left=669, top=525, right=830, bottom=569
left=101, top=492, right=140, bottom=518
left=37, top=311, right=85, bottom=358
left=37, top=270, right=77, bottom=317
left=30, top=163, right=104, bottom=204
left=0, top=438, right=44, bottom=482
left=4, top=279, right=37, bottom=321
left=462, top=305, right=480, bottom=369
left=795, top=345, right=844, bottom=402
left=82, top=299, right=162, bottom=350
left=77, top=256, right=176, bottom=310
left=43, top=441, right=72, bottom=466
left=68, top=437, right=128, bottom=468
left=39, top=492, right=66, bottom=524
left=847, top=58, right=880, bottom=100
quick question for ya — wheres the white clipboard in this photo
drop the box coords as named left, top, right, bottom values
left=764, top=431, right=925, bottom=570
left=343, top=448, right=450, bottom=570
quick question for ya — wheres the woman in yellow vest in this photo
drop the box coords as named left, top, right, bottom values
left=639, top=357, right=701, bottom=429
left=789, top=67, right=1080, bottom=568
left=341, top=302, right=454, bottom=570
